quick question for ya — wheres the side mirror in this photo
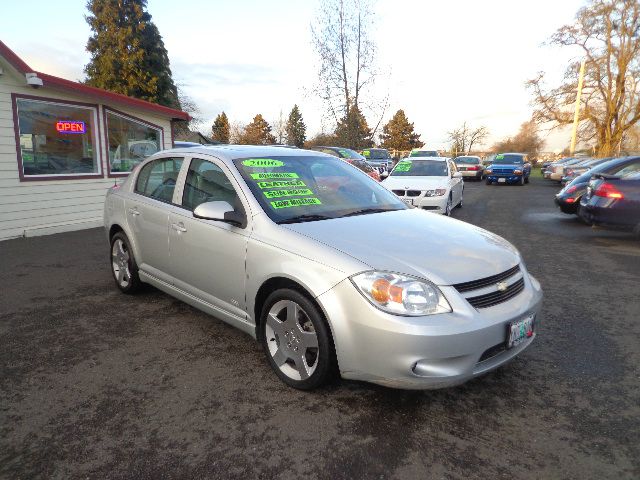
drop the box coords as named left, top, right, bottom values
left=193, top=201, right=246, bottom=227
left=380, top=171, right=389, bottom=179
left=453, top=172, right=462, bottom=178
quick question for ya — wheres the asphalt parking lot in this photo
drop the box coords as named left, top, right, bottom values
left=1, top=176, right=639, bottom=480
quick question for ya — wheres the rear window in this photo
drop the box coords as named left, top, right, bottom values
left=410, top=150, right=439, bottom=157
left=493, top=154, right=524, bottom=165
left=362, top=149, right=391, bottom=160
left=455, top=156, right=480, bottom=164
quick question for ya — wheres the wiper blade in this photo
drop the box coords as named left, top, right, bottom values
left=340, top=208, right=398, bottom=218
left=278, top=214, right=335, bottom=224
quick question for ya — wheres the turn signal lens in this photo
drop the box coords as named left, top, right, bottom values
left=514, top=169, right=523, bottom=175
left=351, top=271, right=452, bottom=316
left=594, top=182, right=624, bottom=199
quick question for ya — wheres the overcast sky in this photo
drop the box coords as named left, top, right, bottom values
left=1, top=0, right=587, bottom=151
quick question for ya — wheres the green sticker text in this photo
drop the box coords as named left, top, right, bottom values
left=250, top=172, right=299, bottom=180
left=271, top=198, right=322, bottom=209
left=395, top=162, right=412, bottom=172
left=257, top=180, right=306, bottom=189
left=242, top=159, right=285, bottom=167
left=263, top=188, right=314, bottom=199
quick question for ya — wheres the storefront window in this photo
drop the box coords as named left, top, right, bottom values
left=15, top=98, right=99, bottom=177
left=106, top=110, right=162, bottom=174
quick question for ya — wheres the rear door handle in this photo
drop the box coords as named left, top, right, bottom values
left=128, top=207, right=140, bottom=216
left=171, top=222, right=187, bottom=233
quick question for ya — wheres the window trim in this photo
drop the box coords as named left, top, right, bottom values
left=103, top=106, right=165, bottom=178
left=11, top=93, right=103, bottom=182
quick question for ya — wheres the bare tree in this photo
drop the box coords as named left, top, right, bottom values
left=447, top=122, right=489, bottom=155
left=311, top=0, right=377, bottom=122
left=492, top=120, right=545, bottom=158
left=527, top=0, right=640, bottom=157
left=229, top=120, right=246, bottom=145
left=272, top=110, right=287, bottom=144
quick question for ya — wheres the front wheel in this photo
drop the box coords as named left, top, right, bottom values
left=457, top=188, right=463, bottom=208
left=518, top=175, right=525, bottom=186
left=260, top=289, right=336, bottom=390
left=485, top=178, right=492, bottom=185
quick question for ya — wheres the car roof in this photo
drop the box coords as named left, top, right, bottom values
left=159, top=145, right=325, bottom=165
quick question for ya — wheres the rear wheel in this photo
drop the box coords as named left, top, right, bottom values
left=110, top=232, right=141, bottom=294
left=485, top=178, right=492, bottom=185
left=260, top=289, right=336, bottom=390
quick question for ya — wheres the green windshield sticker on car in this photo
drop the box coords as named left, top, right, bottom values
left=242, top=159, right=285, bottom=167
left=495, top=154, right=504, bottom=160
left=395, top=162, right=412, bottom=172
left=263, top=188, right=314, bottom=199
left=362, top=150, right=370, bottom=157
left=339, top=149, right=350, bottom=157
left=271, top=197, right=322, bottom=209
left=257, top=180, right=306, bottom=189
left=250, top=172, right=299, bottom=180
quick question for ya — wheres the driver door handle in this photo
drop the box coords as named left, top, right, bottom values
left=171, top=222, right=187, bottom=233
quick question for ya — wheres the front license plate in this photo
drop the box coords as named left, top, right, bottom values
left=498, top=178, right=506, bottom=183
left=507, top=315, right=534, bottom=348
left=402, top=198, right=413, bottom=206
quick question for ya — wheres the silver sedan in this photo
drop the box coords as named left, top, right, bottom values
left=104, top=145, right=542, bottom=390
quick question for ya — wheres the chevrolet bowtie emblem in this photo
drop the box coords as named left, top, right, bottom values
left=496, top=281, right=508, bottom=292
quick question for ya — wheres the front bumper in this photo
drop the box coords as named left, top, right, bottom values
left=412, top=195, right=448, bottom=214
left=486, top=175, right=521, bottom=184
left=554, top=195, right=579, bottom=214
left=317, top=270, right=543, bottom=390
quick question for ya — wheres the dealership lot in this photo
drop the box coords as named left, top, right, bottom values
left=1, top=177, right=639, bottom=479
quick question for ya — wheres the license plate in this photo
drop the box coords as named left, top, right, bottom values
left=507, top=315, right=534, bottom=348
left=498, top=178, right=506, bottom=183
left=402, top=198, right=413, bottom=206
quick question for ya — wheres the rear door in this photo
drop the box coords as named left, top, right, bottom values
left=126, top=156, right=185, bottom=283
left=168, top=156, right=251, bottom=320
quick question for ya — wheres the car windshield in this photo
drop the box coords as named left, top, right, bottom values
left=362, top=149, right=390, bottom=160
left=410, top=150, right=438, bottom=157
left=493, top=154, right=524, bottom=165
left=340, top=148, right=366, bottom=160
left=455, top=156, right=480, bottom=164
left=390, top=159, right=447, bottom=177
left=233, top=155, right=405, bottom=223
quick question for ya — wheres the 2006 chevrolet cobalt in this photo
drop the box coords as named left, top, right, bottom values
left=104, top=145, right=542, bottom=390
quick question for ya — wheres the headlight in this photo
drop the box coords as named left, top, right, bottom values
left=425, top=189, right=447, bottom=197
left=514, top=169, right=523, bottom=175
left=351, top=271, right=452, bottom=316
left=485, top=169, right=492, bottom=174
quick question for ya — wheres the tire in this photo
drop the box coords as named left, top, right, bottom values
left=260, top=289, right=336, bottom=390
left=518, top=175, right=525, bottom=186
left=457, top=188, right=463, bottom=208
left=485, top=178, right=492, bottom=185
left=525, top=174, right=530, bottom=184
left=445, top=195, right=453, bottom=216
left=110, top=232, right=142, bottom=294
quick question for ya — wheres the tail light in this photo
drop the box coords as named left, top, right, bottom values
left=594, top=182, right=624, bottom=199
left=467, top=166, right=479, bottom=171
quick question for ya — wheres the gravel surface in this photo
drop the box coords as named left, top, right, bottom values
left=1, top=176, right=639, bottom=479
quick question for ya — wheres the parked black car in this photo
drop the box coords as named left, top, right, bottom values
left=555, top=156, right=640, bottom=214
left=578, top=171, right=640, bottom=235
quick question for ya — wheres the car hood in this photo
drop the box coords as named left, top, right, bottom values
left=283, top=209, right=521, bottom=285
left=382, top=176, right=450, bottom=190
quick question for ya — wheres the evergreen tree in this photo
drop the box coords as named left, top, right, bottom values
left=212, top=112, right=230, bottom=143
left=285, top=105, right=307, bottom=147
left=379, top=110, right=424, bottom=151
left=84, top=0, right=179, bottom=108
left=240, top=114, right=276, bottom=145
left=334, top=105, right=373, bottom=149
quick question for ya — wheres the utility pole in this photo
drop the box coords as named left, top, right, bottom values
left=569, top=59, right=586, bottom=155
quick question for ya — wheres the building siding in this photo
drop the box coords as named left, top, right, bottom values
left=0, top=58, right=174, bottom=241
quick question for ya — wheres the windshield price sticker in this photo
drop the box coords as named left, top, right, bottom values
left=242, top=159, right=285, bottom=168
left=395, top=162, right=412, bottom=172
left=495, top=154, right=504, bottom=160
left=362, top=150, right=370, bottom=157
left=263, top=188, right=314, bottom=199
left=257, top=179, right=306, bottom=189
left=250, top=172, right=299, bottom=180
left=271, top=198, right=322, bottom=209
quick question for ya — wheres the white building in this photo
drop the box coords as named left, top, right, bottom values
left=0, top=40, right=189, bottom=241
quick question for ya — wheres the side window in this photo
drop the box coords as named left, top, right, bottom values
left=135, top=157, right=183, bottom=202
left=322, top=149, right=341, bottom=158
left=615, top=161, right=640, bottom=176
left=182, top=158, right=240, bottom=211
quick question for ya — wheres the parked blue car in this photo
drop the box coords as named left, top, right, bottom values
left=484, top=153, right=531, bottom=185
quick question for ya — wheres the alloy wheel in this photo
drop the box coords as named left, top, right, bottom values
left=111, top=238, right=132, bottom=288
left=265, top=300, right=319, bottom=381
left=445, top=196, right=452, bottom=216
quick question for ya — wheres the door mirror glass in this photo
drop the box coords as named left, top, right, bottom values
left=193, top=201, right=245, bottom=226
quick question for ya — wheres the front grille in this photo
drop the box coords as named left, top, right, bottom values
left=453, top=265, right=520, bottom=293
left=466, top=278, right=525, bottom=309
left=491, top=168, right=512, bottom=175
left=478, top=342, right=507, bottom=362
left=406, top=190, right=421, bottom=197
left=392, top=189, right=405, bottom=196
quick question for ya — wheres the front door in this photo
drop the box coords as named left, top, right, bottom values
left=168, top=156, right=250, bottom=320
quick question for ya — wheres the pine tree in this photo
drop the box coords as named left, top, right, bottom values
left=334, top=105, right=373, bottom=149
left=84, top=0, right=179, bottom=108
left=379, top=110, right=423, bottom=151
left=212, top=112, right=230, bottom=143
left=285, top=105, right=307, bottom=147
left=240, top=114, right=276, bottom=145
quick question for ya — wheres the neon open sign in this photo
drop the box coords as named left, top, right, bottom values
left=56, top=120, right=86, bottom=134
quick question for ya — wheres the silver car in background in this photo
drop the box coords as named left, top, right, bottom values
left=104, top=145, right=542, bottom=390
left=454, top=155, right=484, bottom=181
